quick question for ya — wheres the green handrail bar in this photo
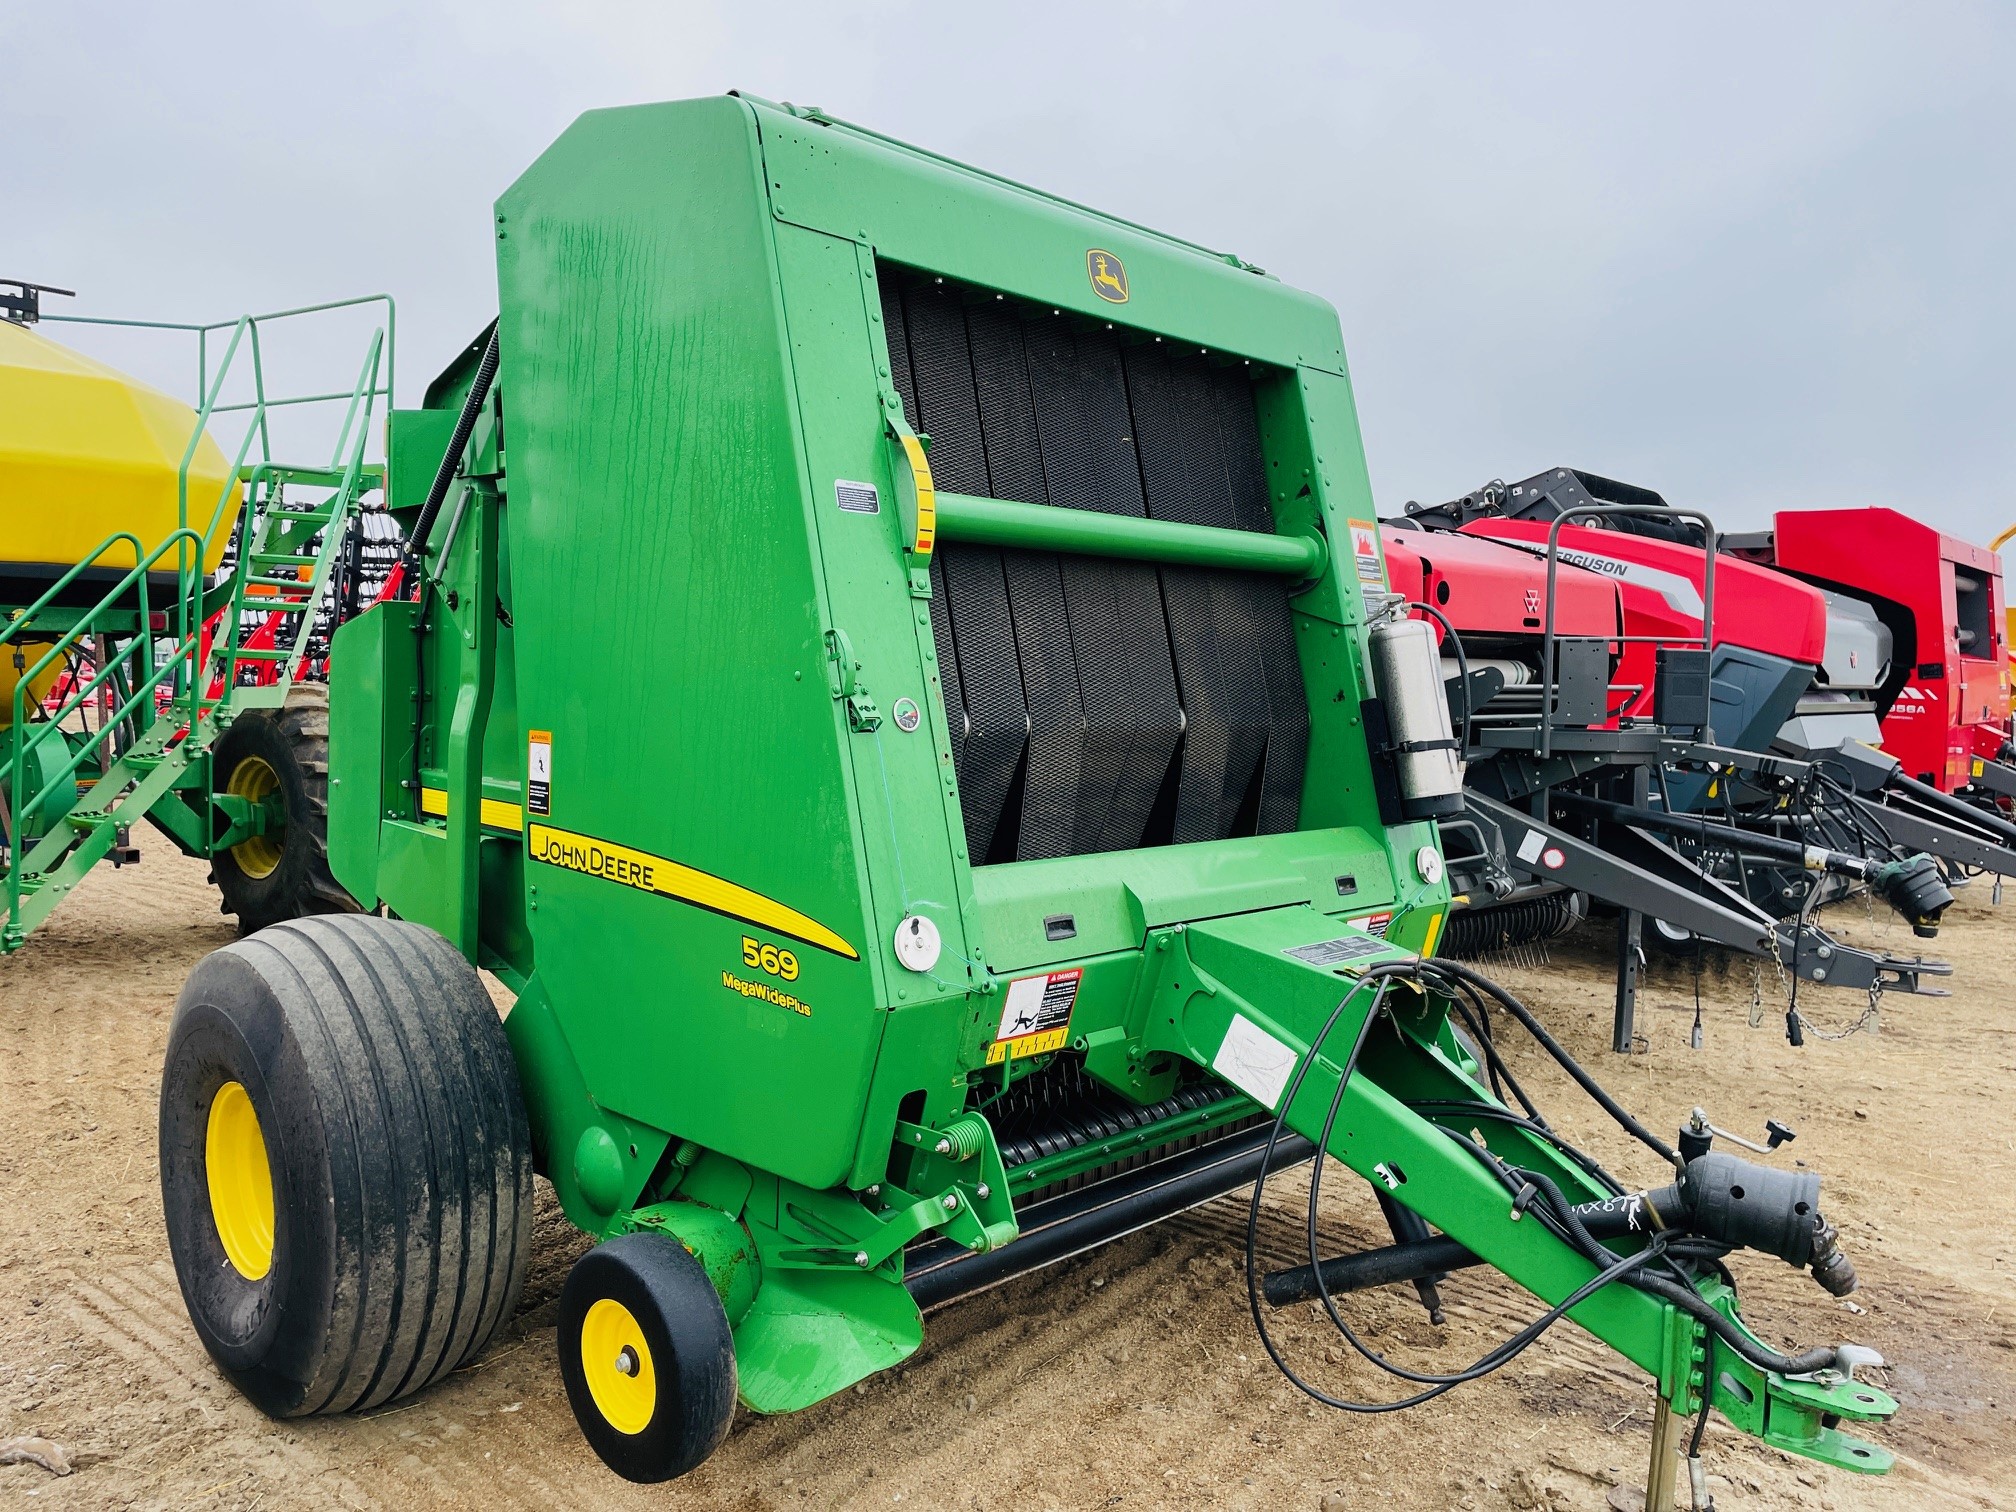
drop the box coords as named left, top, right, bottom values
left=6, top=527, right=208, bottom=930
left=932, top=491, right=1327, bottom=578
left=7, top=297, right=398, bottom=943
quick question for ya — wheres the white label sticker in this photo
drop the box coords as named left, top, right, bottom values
left=1515, top=829, right=1545, bottom=865
left=527, top=730, right=552, bottom=817
left=1213, top=1013, right=1300, bottom=1112
left=835, top=480, right=881, bottom=515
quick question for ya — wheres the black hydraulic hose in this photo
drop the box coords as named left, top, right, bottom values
left=409, top=325, right=500, bottom=562
left=1553, top=789, right=1864, bottom=878
left=1242, top=964, right=1679, bottom=1409
left=1501, top=1161, right=1838, bottom=1377
left=1427, top=959, right=1679, bottom=1165
left=1888, top=769, right=2016, bottom=847
left=1408, top=600, right=1473, bottom=751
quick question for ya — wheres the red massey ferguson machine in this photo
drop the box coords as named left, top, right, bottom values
left=1403, top=470, right=2016, bottom=898
left=1376, top=508, right=1958, bottom=1052
left=1723, top=509, right=2014, bottom=795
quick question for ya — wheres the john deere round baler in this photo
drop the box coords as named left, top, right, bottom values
left=157, top=95, right=1900, bottom=1496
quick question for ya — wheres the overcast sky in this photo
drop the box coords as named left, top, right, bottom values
left=10, top=2, right=2012, bottom=541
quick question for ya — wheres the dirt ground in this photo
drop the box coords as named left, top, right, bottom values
left=2, top=848, right=2012, bottom=1511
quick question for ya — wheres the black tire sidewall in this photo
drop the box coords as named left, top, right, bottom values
left=557, top=1234, right=737, bottom=1483
left=212, top=710, right=321, bottom=934
left=160, top=951, right=341, bottom=1416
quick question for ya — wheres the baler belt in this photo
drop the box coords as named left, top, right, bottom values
left=1023, top=324, right=1184, bottom=854
left=967, top=301, right=1086, bottom=862
left=877, top=264, right=1306, bottom=861
left=886, top=280, right=1027, bottom=860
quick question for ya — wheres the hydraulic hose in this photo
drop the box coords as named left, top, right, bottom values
left=1428, top=959, right=1679, bottom=1164
left=1549, top=789, right=1952, bottom=934
left=1552, top=790, right=1855, bottom=876
left=1887, top=769, right=2016, bottom=848
left=409, top=324, right=500, bottom=562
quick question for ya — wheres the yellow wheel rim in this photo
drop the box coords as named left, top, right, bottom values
left=581, top=1297, right=657, bottom=1435
left=226, top=754, right=284, bottom=880
left=205, top=1080, right=275, bottom=1280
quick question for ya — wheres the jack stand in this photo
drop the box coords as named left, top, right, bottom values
left=1644, top=1397, right=1681, bottom=1512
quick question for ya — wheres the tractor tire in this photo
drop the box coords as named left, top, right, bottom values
left=159, top=914, right=533, bottom=1418
left=212, top=683, right=359, bottom=935
left=557, top=1232, right=738, bottom=1483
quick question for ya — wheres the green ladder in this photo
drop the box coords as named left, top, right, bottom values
left=1, top=303, right=390, bottom=951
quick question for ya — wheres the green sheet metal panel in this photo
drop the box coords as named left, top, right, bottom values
left=745, top=97, right=1347, bottom=376
left=495, top=98, right=889, bottom=1190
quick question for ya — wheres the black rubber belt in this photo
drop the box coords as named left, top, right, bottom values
left=879, top=266, right=1306, bottom=862
left=888, top=279, right=1027, bottom=861
left=1024, top=321, right=1183, bottom=854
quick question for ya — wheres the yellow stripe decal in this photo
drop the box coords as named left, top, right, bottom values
left=526, top=822, right=859, bottom=961
left=898, top=430, right=936, bottom=557
left=1420, top=910, right=1445, bottom=960
left=419, top=787, right=525, bottom=832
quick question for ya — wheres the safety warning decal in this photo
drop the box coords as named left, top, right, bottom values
left=1348, top=520, right=1384, bottom=585
left=527, top=730, right=552, bottom=817
left=987, top=968, right=1081, bottom=1064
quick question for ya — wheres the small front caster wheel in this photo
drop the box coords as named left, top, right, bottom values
left=558, top=1231, right=737, bottom=1482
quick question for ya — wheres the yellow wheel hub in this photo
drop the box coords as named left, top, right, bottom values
left=205, top=1080, right=275, bottom=1280
left=581, top=1298, right=657, bottom=1435
left=225, top=754, right=284, bottom=880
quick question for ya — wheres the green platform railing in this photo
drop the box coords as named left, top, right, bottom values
left=1, top=296, right=395, bottom=947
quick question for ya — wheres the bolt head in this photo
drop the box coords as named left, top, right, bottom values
left=853, top=1251, right=871, bottom=1268
left=941, top=1193, right=959, bottom=1210
left=975, top=1183, right=991, bottom=1200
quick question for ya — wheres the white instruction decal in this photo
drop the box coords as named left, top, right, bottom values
left=1515, top=829, right=1545, bottom=865
left=835, top=480, right=881, bottom=515
left=527, top=730, right=552, bottom=817
left=1213, top=1013, right=1300, bottom=1112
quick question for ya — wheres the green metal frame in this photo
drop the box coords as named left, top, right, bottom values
left=323, top=94, right=1894, bottom=1471
left=0, top=298, right=394, bottom=949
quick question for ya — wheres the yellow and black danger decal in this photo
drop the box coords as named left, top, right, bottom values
left=527, top=823, right=859, bottom=959
left=1087, top=249, right=1129, bottom=304
left=986, top=968, right=1081, bottom=1065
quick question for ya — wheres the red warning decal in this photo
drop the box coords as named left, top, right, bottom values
left=1349, top=521, right=1384, bottom=585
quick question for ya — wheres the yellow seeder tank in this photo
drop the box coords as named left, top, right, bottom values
left=1, top=319, right=238, bottom=574
left=0, top=319, right=239, bottom=726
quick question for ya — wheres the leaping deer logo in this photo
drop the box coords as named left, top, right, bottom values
left=1087, top=249, right=1130, bottom=304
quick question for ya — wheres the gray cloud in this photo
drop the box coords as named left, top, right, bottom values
left=10, top=2, right=2011, bottom=540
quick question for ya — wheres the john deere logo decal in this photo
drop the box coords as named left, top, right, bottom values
left=1088, top=250, right=1129, bottom=304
